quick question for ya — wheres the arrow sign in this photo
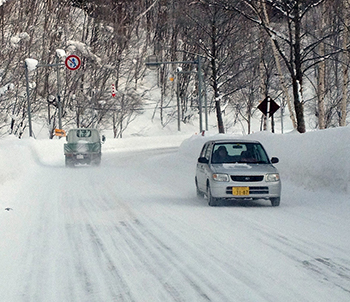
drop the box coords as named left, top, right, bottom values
left=65, top=55, right=81, bottom=71
left=54, top=128, right=66, bottom=137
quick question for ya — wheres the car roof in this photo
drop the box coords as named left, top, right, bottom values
left=206, top=139, right=261, bottom=144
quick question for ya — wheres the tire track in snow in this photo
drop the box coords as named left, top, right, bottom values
left=134, top=213, right=278, bottom=302
left=96, top=183, right=205, bottom=301
left=112, top=219, right=212, bottom=301
left=63, top=187, right=137, bottom=301
left=236, top=214, right=350, bottom=295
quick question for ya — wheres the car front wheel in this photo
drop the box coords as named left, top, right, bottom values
left=195, top=177, right=204, bottom=198
left=207, top=184, right=219, bottom=207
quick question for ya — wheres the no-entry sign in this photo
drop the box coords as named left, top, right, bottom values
left=65, top=55, right=81, bottom=71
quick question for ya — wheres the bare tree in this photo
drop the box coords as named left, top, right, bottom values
left=180, top=0, right=250, bottom=133
left=219, top=0, right=343, bottom=133
left=341, top=0, right=350, bottom=126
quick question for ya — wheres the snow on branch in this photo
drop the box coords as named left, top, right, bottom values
left=136, top=0, right=159, bottom=21
left=66, top=40, right=101, bottom=64
left=226, top=1, right=290, bottom=44
left=0, top=83, right=14, bottom=97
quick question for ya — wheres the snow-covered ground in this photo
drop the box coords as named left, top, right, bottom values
left=0, top=127, right=350, bottom=301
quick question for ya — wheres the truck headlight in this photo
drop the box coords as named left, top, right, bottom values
left=212, top=173, right=230, bottom=182
left=265, top=173, right=280, bottom=182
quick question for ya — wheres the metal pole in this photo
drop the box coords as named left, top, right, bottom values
left=176, top=71, right=181, bottom=131
left=25, top=62, right=33, bottom=137
left=197, top=55, right=203, bottom=132
left=204, top=77, right=208, bottom=131
left=56, top=55, right=62, bottom=130
left=266, top=96, right=270, bottom=132
left=56, top=55, right=62, bottom=129
left=145, top=55, right=206, bottom=133
left=281, top=103, right=284, bottom=134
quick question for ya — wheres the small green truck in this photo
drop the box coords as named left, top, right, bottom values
left=64, top=128, right=105, bottom=166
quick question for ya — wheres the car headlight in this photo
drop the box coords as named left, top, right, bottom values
left=265, top=173, right=280, bottom=182
left=212, top=173, right=230, bottom=182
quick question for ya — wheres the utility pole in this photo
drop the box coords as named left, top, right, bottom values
left=176, top=69, right=181, bottom=131
left=197, top=55, right=203, bottom=133
left=25, top=60, right=33, bottom=137
left=24, top=51, right=72, bottom=138
left=146, top=53, right=207, bottom=133
left=56, top=53, right=63, bottom=130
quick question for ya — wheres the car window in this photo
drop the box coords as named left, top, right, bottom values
left=250, top=143, right=269, bottom=163
left=199, top=143, right=208, bottom=158
left=199, top=143, right=213, bottom=161
left=211, top=142, right=270, bottom=164
left=204, top=143, right=212, bottom=160
left=76, top=130, right=92, bottom=138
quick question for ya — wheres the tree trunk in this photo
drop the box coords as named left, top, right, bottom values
left=261, top=0, right=297, bottom=129
left=317, top=3, right=326, bottom=129
left=258, top=8, right=267, bottom=130
left=317, top=42, right=326, bottom=129
left=211, top=21, right=225, bottom=133
left=341, top=0, right=349, bottom=126
left=292, top=2, right=306, bottom=133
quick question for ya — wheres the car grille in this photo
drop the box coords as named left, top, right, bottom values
left=226, top=186, right=269, bottom=194
left=231, top=175, right=264, bottom=182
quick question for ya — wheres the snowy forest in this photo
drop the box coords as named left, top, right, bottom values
left=0, top=0, right=350, bottom=138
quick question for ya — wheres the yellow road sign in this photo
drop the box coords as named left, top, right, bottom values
left=55, top=129, right=66, bottom=137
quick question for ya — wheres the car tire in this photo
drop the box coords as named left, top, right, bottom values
left=207, top=184, right=219, bottom=206
left=93, top=155, right=101, bottom=166
left=270, top=197, right=280, bottom=207
left=65, top=156, right=74, bottom=167
left=195, top=178, right=204, bottom=198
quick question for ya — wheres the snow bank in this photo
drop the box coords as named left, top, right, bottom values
left=2, top=127, right=349, bottom=195
left=179, top=127, right=350, bottom=194
left=248, top=128, right=350, bottom=193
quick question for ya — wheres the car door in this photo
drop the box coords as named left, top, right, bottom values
left=196, top=142, right=212, bottom=191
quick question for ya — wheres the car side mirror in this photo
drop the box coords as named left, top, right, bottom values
left=198, top=157, right=209, bottom=164
left=271, top=157, right=279, bottom=164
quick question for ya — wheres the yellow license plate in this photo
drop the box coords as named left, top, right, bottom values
left=232, top=187, right=249, bottom=196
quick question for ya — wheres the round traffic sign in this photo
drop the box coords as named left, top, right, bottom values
left=65, top=54, right=81, bottom=71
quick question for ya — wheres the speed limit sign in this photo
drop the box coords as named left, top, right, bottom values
left=65, top=55, right=81, bottom=71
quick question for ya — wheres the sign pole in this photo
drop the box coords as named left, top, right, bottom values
left=257, top=96, right=280, bottom=132
left=57, top=54, right=63, bottom=130
left=197, top=55, right=203, bottom=133
left=24, top=54, right=80, bottom=138
left=25, top=61, right=33, bottom=137
left=176, top=71, right=181, bottom=131
left=146, top=55, right=206, bottom=133
left=266, top=96, right=270, bottom=132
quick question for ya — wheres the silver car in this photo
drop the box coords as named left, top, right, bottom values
left=195, top=139, right=281, bottom=206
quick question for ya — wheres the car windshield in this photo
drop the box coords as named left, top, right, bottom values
left=211, top=142, right=270, bottom=164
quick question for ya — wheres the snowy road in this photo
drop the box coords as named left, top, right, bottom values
left=1, top=142, right=350, bottom=301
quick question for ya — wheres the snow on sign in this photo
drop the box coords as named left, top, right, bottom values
left=65, top=55, right=81, bottom=71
